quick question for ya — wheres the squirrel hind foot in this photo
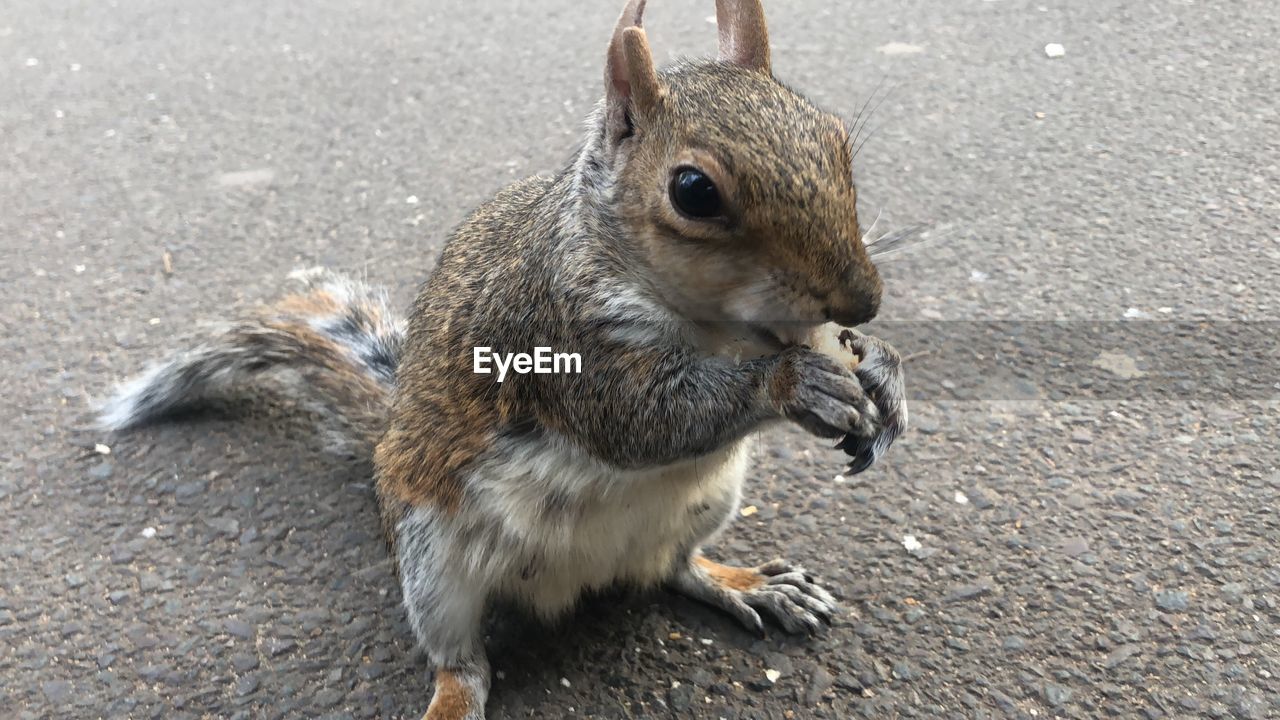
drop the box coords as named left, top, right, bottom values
left=672, top=555, right=838, bottom=636
left=423, top=666, right=489, bottom=720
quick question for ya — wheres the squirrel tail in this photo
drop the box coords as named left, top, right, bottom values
left=98, top=268, right=404, bottom=458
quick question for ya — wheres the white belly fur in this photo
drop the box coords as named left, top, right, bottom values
left=463, top=431, right=754, bottom=618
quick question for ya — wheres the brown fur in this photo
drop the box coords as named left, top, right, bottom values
left=273, top=290, right=342, bottom=318
left=694, top=556, right=765, bottom=592
left=374, top=177, right=555, bottom=515
left=423, top=670, right=473, bottom=720
left=378, top=63, right=883, bottom=513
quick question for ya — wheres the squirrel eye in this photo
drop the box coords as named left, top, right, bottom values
left=669, top=168, right=723, bottom=220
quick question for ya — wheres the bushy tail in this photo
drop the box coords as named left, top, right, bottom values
left=99, top=268, right=405, bottom=458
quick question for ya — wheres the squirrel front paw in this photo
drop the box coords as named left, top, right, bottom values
left=769, top=346, right=881, bottom=441
left=670, top=556, right=838, bottom=636
left=835, top=331, right=908, bottom=474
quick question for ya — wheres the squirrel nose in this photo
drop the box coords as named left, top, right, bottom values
left=824, top=281, right=882, bottom=327
left=825, top=302, right=878, bottom=328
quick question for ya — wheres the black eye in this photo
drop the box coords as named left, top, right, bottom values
left=669, top=167, right=723, bottom=219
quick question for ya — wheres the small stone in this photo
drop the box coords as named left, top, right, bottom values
left=805, top=667, right=834, bottom=705
left=267, top=638, right=296, bottom=657
left=1060, top=537, right=1090, bottom=557
left=1155, top=590, right=1190, bottom=612
left=668, top=683, right=695, bottom=712
left=204, top=517, right=240, bottom=537
left=892, top=661, right=920, bottom=681
left=224, top=618, right=254, bottom=640
left=64, top=574, right=86, bottom=589
left=1104, top=644, right=1140, bottom=669
left=89, top=460, right=114, bottom=480
left=231, top=654, right=259, bottom=672
left=42, top=681, right=72, bottom=702
left=1043, top=683, right=1073, bottom=706
left=1002, top=636, right=1026, bottom=652
left=945, top=578, right=994, bottom=602
left=174, top=480, right=207, bottom=502
left=764, top=669, right=782, bottom=683
left=1233, top=693, right=1267, bottom=720
left=1220, top=583, right=1246, bottom=603
left=235, top=674, right=260, bottom=696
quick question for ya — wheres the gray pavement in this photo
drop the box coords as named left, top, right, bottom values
left=2, top=0, right=1279, bottom=718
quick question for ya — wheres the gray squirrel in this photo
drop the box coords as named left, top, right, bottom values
left=100, top=1, right=909, bottom=717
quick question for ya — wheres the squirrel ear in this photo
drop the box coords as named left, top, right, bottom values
left=715, top=0, right=771, bottom=74
left=605, top=0, right=660, bottom=145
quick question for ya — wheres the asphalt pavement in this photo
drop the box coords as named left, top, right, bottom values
left=2, top=0, right=1278, bottom=718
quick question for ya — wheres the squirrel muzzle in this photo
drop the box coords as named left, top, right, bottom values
left=824, top=263, right=882, bottom=328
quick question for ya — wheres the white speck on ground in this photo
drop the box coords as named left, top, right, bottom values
left=1123, top=307, right=1153, bottom=319
left=969, top=270, right=989, bottom=282
left=559, top=677, right=571, bottom=688
left=216, top=168, right=275, bottom=187
left=902, top=535, right=923, bottom=552
left=1044, top=43, right=1066, bottom=58
left=141, top=527, right=156, bottom=538
left=876, top=42, right=924, bottom=55
left=94, top=443, right=111, bottom=455
left=764, top=669, right=782, bottom=683
left=405, top=195, right=419, bottom=204
left=954, top=491, right=969, bottom=504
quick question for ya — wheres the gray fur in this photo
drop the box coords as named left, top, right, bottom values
left=99, top=269, right=404, bottom=459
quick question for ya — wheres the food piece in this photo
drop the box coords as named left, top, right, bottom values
left=808, top=323, right=862, bottom=372
left=808, top=324, right=873, bottom=470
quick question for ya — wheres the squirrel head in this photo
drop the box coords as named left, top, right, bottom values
left=586, top=0, right=882, bottom=346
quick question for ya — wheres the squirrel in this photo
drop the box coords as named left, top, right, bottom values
left=99, top=1, right=909, bottom=718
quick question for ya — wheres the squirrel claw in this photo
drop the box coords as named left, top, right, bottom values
left=670, top=556, right=838, bottom=636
